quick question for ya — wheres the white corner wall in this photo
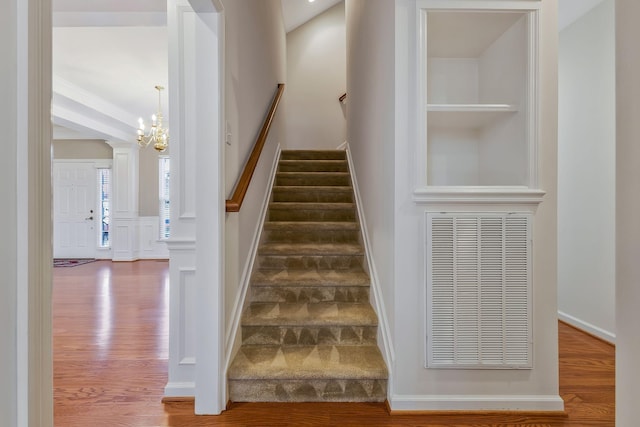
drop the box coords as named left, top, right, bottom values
left=348, top=0, right=562, bottom=411
left=558, top=0, right=615, bottom=343
left=616, top=1, right=640, bottom=424
left=285, top=2, right=346, bottom=149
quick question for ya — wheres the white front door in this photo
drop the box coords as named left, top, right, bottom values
left=53, top=162, right=97, bottom=258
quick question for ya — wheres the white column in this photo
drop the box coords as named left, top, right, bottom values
left=193, top=5, right=226, bottom=415
left=616, top=2, right=640, bottom=425
left=165, top=0, right=198, bottom=399
left=109, top=142, right=140, bottom=261
left=165, top=0, right=226, bottom=415
left=1, top=0, right=53, bottom=425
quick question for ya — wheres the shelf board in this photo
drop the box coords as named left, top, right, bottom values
left=427, top=104, right=517, bottom=129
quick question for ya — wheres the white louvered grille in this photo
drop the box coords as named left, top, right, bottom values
left=426, top=213, right=532, bottom=369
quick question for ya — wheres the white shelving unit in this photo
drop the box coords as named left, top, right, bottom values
left=427, top=104, right=518, bottom=129
left=424, top=9, right=531, bottom=187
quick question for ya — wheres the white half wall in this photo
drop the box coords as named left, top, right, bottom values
left=285, top=1, right=346, bottom=149
left=558, top=0, right=615, bottom=343
left=138, top=217, right=169, bottom=259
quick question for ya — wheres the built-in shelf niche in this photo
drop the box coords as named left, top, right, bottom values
left=426, top=10, right=530, bottom=187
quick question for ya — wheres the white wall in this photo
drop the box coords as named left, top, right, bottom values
left=53, top=139, right=113, bottom=159
left=558, top=0, right=615, bottom=342
left=223, top=0, right=286, bottom=342
left=285, top=2, right=346, bottom=149
left=346, top=0, right=396, bottom=368
left=616, top=1, right=640, bottom=424
left=348, top=0, right=562, bottom=411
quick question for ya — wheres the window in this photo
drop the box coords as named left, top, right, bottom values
left=159, top=157, right=170, bottom=239
left=97, top=168, right=111, bottom=248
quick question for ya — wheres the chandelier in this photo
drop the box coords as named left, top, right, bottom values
left=137, top=85, right=169, bottom=152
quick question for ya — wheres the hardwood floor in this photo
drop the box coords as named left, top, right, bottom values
left=53, top=260, right=615, bottom=426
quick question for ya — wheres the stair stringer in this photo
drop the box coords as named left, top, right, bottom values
left=224, top=144, right=282, bottom=371
left=344, top=143, right=396, bottom=389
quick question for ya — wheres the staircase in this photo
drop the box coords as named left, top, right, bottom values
left=228, top=150, right=388, bottom=403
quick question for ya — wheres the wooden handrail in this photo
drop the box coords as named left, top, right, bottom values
left=226, top=83, right=285, bottom=212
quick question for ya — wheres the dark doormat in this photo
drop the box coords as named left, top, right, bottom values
left=53, top=258, right=97, bottom=268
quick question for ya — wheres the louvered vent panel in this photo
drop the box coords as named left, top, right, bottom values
left=426, top=213, right=532, bottom=369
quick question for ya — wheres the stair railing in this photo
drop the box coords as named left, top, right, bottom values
left=226, top=83, right=285, bottom=212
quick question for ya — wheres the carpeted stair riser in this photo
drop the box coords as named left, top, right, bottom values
left=241, top=325, right=378, bottom=346
left=279, top=160, right=348, bottom=173
left=228, top=379, right=387, bottom=403
left=251, top=268, right=371, bottom=288
left=272, top=187, right=354, bottom=203
left=276, top=172, right=351, bottom=187
left=228, top=150, right=387, bottom=403
left=250, top=286, right=370, bottom=304
left=263, top=222, right=360, bottom=244
left=269, top=204, right=356, bottom=222
left=280, top=150, right=346, bottom=161
left=256, top=254, right=364, bottom=270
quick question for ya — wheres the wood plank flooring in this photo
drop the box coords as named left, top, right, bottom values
left=53, top=260, right=615, bottom=426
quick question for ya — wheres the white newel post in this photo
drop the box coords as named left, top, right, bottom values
left=109, top=142, right=140, bottom=261
left=165, top=0, right=225, bottom=414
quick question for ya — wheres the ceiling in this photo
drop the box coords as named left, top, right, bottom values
left=281, top=0, right=343, bottom=32
left=51, top=0, right=605, bottom=141
left=51, top=0, right=342, bottom=141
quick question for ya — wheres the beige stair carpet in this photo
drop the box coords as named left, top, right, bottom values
left=228, top=150, right=387, bottom=403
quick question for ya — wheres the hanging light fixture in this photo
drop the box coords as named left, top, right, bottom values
left=137, top=85, right=169, bottom=153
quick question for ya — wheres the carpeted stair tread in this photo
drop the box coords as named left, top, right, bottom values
left=242, top=302, right=378, bottom=327
left=251, top=268, right=371, bottom=288
left=228, top=345, right=387, bottom=381
left=280, top=150, right=346, bottom=161
left=259, top=242, right=364, bottom=256
left=279, top=160, right=348, bottom=172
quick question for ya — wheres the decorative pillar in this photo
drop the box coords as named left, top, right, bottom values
left=109, top=142, right=140, bottom=261
left=165, top=0, right=226, bottom=415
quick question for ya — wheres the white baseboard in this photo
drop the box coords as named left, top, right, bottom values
left=558, top=311, right=616, bottom=344
left=164, top=382, right=196, bottom=398
left=336, top=141, right=348, bottom=150
left=344, top=143, right=396, bottom=377
left=390, top=394, right=565, bottom=412
left=224, top=144, right=282, bottom=368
